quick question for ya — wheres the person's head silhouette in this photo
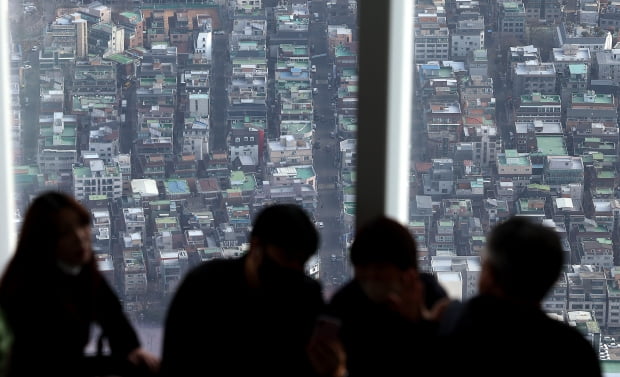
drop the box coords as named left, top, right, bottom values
left=350, top=216, right=423, bottom=316
left=480, top=217, right=564, bottom=304
left=246, top=204, right=319, bottom=287
left=3, top=191, right=94, bottom=287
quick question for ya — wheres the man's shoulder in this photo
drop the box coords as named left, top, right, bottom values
left=326, top=280, right=366, bottom=315
left=186, top=257, right=244, bottom=283
left=542, top=314, right=597, bottom=347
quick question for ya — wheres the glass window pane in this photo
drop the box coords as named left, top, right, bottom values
left=9, top=0, right=358, bottom=357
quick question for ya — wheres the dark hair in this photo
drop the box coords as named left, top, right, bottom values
left=485, top=217, right=564, bottom=302
left=0, top=191, right=95, bottom=298
left=250, top=204, right=319, bottom=263
left=350, top=216, right=418, bottom=270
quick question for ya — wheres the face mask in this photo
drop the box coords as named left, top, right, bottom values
left=359, top=280, right=403, bottom=303
left=57, top=260, right=83, bottom=276
left=257, top=252, right=303, bottom=289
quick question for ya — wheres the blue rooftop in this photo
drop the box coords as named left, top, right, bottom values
left=165, top=179, right=190, bottom=194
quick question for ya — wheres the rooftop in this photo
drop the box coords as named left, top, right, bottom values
left=498, top=150, right=531, bottom=166
left=553, top=45, right=591, bottom=61
left=536, top=136, right=567, bottom=156
left=519, top=93, right=561, bottom=104
left=164, top=179, right=191, bottom=195
left=518, top=198, right=546, bottom=213
left=572, top=91, right=614, bottom=105
left=131, top=179, right=159, bottom=196
left=568, top=64, right=588, bottom=75
left=515, top=61, right=556, bottom=76
left=547, top=156, right=584, bottom=171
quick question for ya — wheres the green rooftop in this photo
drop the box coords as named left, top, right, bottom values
left=343, top=186, right=355, bottom=195
left=280, top=121, right=312, bottom=135
left=234, top=56, right=268, bottom=65
left=73, top=167, right=91, bottom=178
left=295, top=166, right=314, bottom=180
left=155, top=216, right=178, bottom=225
left=344, top=201, right=355, bottom=216
left=230, top=171, right=256, bottom=191
left=72, top=95, right=117, bottom=112
left=573, top=320, right=600, bottom=337
left=14, top=165, right=42, bottom=187
left=198, top=248, right=223, bottom=259
left=279, top=44, right=309, bottom=56
left=572, top=92, right=613, bottom=104
left=520, top=93, right=561, bottom=104
left=341, top=170, right=357, bottom=184
left=119, top=11, right=142, bottom=21
left=595, top=238, right=613, bottom=245
left=597, top=171, right=615, bottom=179
left=105, top=53, right=136, bottom=65
left=536, top=136, right=567, bottom=156
left=594, top=187, right=613, bottom=195
left=498, top=149, right=531, bottom=166
left=335, top=44, right=356, bottom=58
left=40, top=122, right=77, bottom=147
left=602, top=360, right=620, bottom=373
left=231, top=117, right=266, bottom=131
left=338, top=115, right=357, bottom=132
left=502, top=1, right=524, bottom=9
left=527, top=183, right=551, bottom=191
left=568, top=64, right=588, bottom=75
left=150, top=200, right=171, bottom=206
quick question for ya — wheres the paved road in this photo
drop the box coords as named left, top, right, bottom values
left=120, top=80, right=136, bottom=154
left=21, top=49, right=41, bottom=164
left=309, top=0, right=351, bottom=299
left=211, top=26, right=230, bottom=150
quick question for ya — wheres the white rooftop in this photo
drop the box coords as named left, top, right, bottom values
left=131, top=179, right=159, bottom=196
left=555, top=197, right=574, bottom=209
left=436, top=271, right=463, bottom=300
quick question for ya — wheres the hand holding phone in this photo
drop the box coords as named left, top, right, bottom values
left=313, top=315, right=341, bottom=340
left=308, top=316, right=346, bottom=377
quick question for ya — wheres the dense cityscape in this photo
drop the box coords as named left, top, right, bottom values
left=7, top=0, right=620, bottom=363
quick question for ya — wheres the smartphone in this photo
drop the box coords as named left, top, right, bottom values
left=313, top=315, right=341, bottom=340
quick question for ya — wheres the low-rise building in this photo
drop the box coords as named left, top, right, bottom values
left=544, top=156, right=584, bottom=190
left=513, top=61, right=556, bottom=97
left=266, top=135, right=312, bottom=167
left=123, top=249, right=148, bottom=297
left=497, top=150, right=532, bottom=190
left=566, top=265, right=608, bottom=327
left=432, top=256, right=481, bottom=300
left=73, top=158, right=122, bottom=201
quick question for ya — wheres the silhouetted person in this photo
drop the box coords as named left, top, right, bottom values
left=0, top=307, right=10, bottom=377
left=309, top=216, right=448, bottom=377
left=161, top=203, right=324, bottom=377
left=0, top=191, right=159, bottom=377
left=443, top=217, right=602, bottom=377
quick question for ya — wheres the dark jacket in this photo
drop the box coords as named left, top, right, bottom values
left=325, top=273, right=447, bottom=377
left=160, top=255, right=325, bottom=377
left=1, top=266, right=140, bottom=377
left=443, top=294, right=602, bottom=377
